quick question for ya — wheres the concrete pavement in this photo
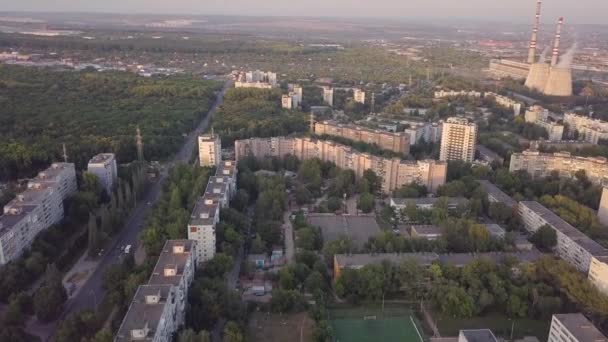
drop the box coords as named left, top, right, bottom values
left=51, top=79, right=232, bottom=335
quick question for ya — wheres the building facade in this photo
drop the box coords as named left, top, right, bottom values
left=322, top=86, right=334, bottom=107
left=314, top=120, right=410, bottom=154
left=198, top=134, right=221, bottom=167
left=485, top=92, right=522, bottom=116
left=188, top=160, right=237, bottom=264
left=564, top=112, right=608, bottom=145
left=87, top=153, right=117, bottom=194
left=281, top=94, right=293, bottom=109
left=115, top=240, right=197, bottom=342
left=524, top=106, right=564, bottom=141
left=0, top=163, right=77, bottom=265
left=548, top=313, right=607, bottom=342
left=599, top=187, right=608, bottom=226
left=518, top=201, right=608, bottom=274
left=434, top=90, right=482, bottom=99
left=509, top=150, right=608, bottom=186
left=439, top=117, right=478, bottom=162
left=234, top=70, right=277, bottom=88
left=354, top=89, right=366, bottom=104
left=235, top=137, right=446, bottom=193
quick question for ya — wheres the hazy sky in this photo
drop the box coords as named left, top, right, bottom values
left=2, top=0, right=607, bottom=24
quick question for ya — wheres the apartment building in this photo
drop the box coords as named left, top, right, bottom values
left=477, top=180, right=518, bottom=209
left=314, top=120, right=410, bottom=154
left=87, top=153, right=117, bottom=194
left=354, top=88, right=366, bottom=104
left=433, top=90, right=482, bottom=98
left=188, top=196, right=220, bottom=263
left=198, top=133, right=221, bottom=167
left=404, top=122, right=442, bottom=146
left=289, top=84, right=303, bottom=105
left=281, top=94, right=292, bottom=109
left=322, top=86, right=334, bottom=107
left=484, top=92, right=522, bottom=116
left=439, top=117, right=478, bottom=162
left=188, top=158, right=237, bottom=264
left=0, top=163, right=77, bottom=265
left=548, top=313, right=607, bottom=342
left=524, top=106, right=564, bottom=141
left=564, top=112, right=608, bottom=144
left=235, top=137, right=446, bottom=193
left=389, top=197, right=469, bottom=211
left=518, top=201, right=608, bottom=274
left=115, top=240, right=196, bottom=342
left=509, top=150, right=608, bottom=186
left=333, top=251, right=540, bottom=280
left=234, top=70, right=277, bottom=88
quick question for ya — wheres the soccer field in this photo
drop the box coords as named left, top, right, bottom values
left=329, top=306, right=425, bottom=342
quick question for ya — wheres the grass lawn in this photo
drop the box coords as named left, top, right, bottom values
left=434, top=312, right=550, bottom=341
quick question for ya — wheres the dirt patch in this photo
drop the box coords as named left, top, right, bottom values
left=248, top=311, right=314, bottom=342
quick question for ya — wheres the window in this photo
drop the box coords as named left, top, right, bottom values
left=190, top=227, right=197, bottom=233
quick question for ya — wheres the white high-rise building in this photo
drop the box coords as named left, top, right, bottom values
left=281, top=95, right=293, bottom=109
left=354, top=89, right=366, bottom=104
left=0, top=163, right=77, bottom=265
left=188, top=197, right=219, bottom=262
left=198, top=134, right=221, bottom=167
left=439, top=117, right=478, bottom=162
left=548, top=314, right=607, bottom=342
left=87, top=153, right=118, bottom=194
left=322, top=86, right=334, bottom=107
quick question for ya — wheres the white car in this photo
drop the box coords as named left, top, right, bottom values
left=124, top=245, right=132, bottom=254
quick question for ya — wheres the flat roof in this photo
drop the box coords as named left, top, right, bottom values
left=319, top=120, right=406, bottom=137
left=477, top=180, right=517, bottom=208
left=33, top=162, right=74, bottom=182
left=148, top=240, right=195, bottom=286
left=335, top=251, right=542, bottom=269
left=216, top=160, right=236, bottom=177
left=115, top=284, right=174, bottom=342
left=88, top=153, right=115, bottom=164
left=0, top=204, right=37, bottom=233
left=553, top=313, right=607, bottom=342
left=411, top=225, right=444, bottom=236
left=520, top=201, right=608, bottom=257
left=476, top=144, right=503, bottom=160
left=198, top=134, right=219, bottom=141
left=484, top=224, right=506, bottom=237
left=460, top=329, right=498, bottom=342
left=308, top=214, right=381, bottom=248
left=188, top=196, right=219, bottom=226
left=391, top=197, right=469, bottom=207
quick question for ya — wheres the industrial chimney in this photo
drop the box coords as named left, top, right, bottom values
left=527, top=0, right=542, bottom=64
left=551, top=17, right=564, bottom=67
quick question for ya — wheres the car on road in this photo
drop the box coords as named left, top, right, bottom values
left=124, top=245, right=132, bottom=254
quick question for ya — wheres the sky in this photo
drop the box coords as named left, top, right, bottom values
left=1, top=0, right=607, bottom=25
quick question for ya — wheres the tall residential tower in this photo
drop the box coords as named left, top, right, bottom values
left=439, top=118, right=478, bottom=162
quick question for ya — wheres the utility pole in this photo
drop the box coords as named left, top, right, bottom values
left=370, top=92, right=376, bottom=115
left=136, top=126, right=144, bottom=162
left=62, top=143, right=68, bottom=163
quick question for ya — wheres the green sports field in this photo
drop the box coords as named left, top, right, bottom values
left=329, top=305, right=425, bottom=342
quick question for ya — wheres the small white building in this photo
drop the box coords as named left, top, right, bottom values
left=87, top=153, right=118, bottom=194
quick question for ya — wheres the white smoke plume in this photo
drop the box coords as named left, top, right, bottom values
left=557, top=43, right=577, bottom=68
left=539, top=45, right=550, bottom=63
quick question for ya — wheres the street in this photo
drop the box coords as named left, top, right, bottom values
left=56, top=79, right=232, bottom=325
left=283, top=211, right=295, bottom=264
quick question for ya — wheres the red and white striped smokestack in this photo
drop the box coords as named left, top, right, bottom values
left=551, top=17, right=564, bottom=67
left=527, top=0, right=542, bottom=64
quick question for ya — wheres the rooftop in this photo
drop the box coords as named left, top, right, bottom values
left=148, top=240, right=195, bottom=286
left=114, top=284, right=174, bottom=342
left=32, top=162, right=75, bottom=182
left=476, top=145, right=503, bottom=161
left=335, top=251, right=542, bottom=269
left=460, top=329, right=499, bottom=342
left=553, top=313, right=607, bottom=342
left=188, top=196, right=220, bottom=226
left=484, top=224, right=506, bottom=237
left=319, top=120, right=406, bottom=137
left=0, top=204, right=37, bottom=233
left=478, top=180, right=517, bottom=208
left=520, top=201, right=608, bottom=258
left=411, top=225, right=444, bottom=236
left=199, top=134, right=219, bottom=142
left=390, top=197, right=469, bottom=207
left=88, top=153, right=115, bottom=164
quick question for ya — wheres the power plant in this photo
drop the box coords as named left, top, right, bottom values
left=525, top=16, right=573, bottom=96
left=490, top=0, right=574, bottom=97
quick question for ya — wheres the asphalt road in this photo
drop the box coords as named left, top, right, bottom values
left=58, top=79, right=232, bottom=320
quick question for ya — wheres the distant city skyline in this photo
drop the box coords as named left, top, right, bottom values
left=2, top=0, right=607, bottom=25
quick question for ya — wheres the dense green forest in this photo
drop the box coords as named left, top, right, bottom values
left=212, top=87, right=308, bottom=145
left=0, top=65, right=220, bottom=180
